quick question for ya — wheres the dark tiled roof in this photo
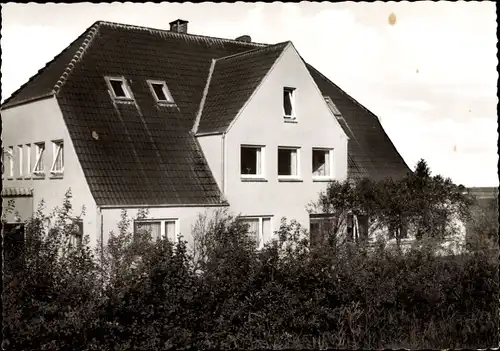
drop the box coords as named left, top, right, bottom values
left=2, top=20, right=411, bottom=205
left=196, top=42, right=289, bottom=134
left=307, top=64, right=411, bottom=181
left=2, top=187, right=34, bottom=197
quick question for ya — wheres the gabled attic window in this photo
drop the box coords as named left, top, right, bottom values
left=147, top=80, right=175, bottom=104
left=105, top=77, right=132, bottom=100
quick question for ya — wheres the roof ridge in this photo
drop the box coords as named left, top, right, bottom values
left=216, top=41, right=289, bottom=62
left=52, top=21, right=101, bottom=95
left=192, top=58, right=216, bottom=134
left=98, top=20, right=268, bottom=47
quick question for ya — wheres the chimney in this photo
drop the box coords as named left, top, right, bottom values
left=169, top=19, right=189, bottom=34
left=235, top=35, right=252, bottom=43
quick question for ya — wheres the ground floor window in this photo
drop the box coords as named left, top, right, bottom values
left=309, top=214, right=336, bottom=246
left=70, top=219, right=84, bottom=247
left=239, top=216, right=272, bottom=249
left=134, top=219, right=179, bottom=242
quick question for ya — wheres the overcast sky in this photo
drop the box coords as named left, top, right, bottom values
left=1, top=2, right=497, bottom=187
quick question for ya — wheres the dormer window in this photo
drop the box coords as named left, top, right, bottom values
left=105, top=77, right=132, bottom=100
left=283, top=87, right=296, bottom=119
left=147, top=80, right=174, bottom=103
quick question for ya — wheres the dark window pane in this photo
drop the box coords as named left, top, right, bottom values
left=110, top=80, right=126, bottom=97
left=312, top=150, right=326, bottom=175
left=241, top=147, right=257, bottom=175
left=278, top=149, right=291, bottom=175
left=283, top=89, right=293, bottom=116
left=152, top=84, right=167, bottom=101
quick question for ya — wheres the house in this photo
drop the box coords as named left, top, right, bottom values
left=1, top=19, right=410, bottom=249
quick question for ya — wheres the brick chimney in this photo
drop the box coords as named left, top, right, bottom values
left=235, top=35, right=252, bottom=43
left=169, top=19, right=189, bottom=34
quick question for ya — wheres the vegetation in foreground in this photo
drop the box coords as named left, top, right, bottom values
left=2, top=159, right=498, bottom=349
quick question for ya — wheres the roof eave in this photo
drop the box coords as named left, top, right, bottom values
left=1, top=92, right=56, bottom=111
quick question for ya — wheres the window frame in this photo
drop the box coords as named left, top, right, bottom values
left=312, top=148, right=334, bottom=180
left=240, top=145, right=265, bottom=180
left=16, top=145, right=23, bottom=179
left=25, top=144, right=31, bottom=179
left=146, top=79, right=175, bottom=104
left=283, top=87, right=296, bottom=120
left=7, top=146, right=14, bottom=179
left=133, top=218, right=180, bottom=242
left=277, top=146, right=301, bottom=180
left=104, top=76, right=133, bottom=100
left=239, top=216, right=273, bottom=250
left=33, top=142, right=45, bottom=177
left=50, top=140, right=64, bottom=176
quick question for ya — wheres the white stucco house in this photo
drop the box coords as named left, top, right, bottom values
left=1, top=19, right=411, bottom=250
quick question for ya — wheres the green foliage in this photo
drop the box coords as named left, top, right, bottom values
left=2, top=193, right=498, bottom=350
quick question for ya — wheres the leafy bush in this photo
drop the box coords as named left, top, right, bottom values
left=2, top=192, right=498, bottom=350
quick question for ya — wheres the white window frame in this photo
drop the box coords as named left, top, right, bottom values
left=146, top=79, right=175, bottom=103
left=7, top=146, right=14, bottom=178
left=312, top=148, right=334, bottom=180
left=17, top=145, right=23, bottom=178
left=33, top=142, right=45, bottom=176
left=134, top=218, right=180, bottom=242
left=283, top=87, right=296, bottom=120
left=25, top=144, right=31, bottom=178
left=240, top=216, right=273, bottom=250
left=50, top=140, right=64, bottom=175
left=240, top=145, right=265, bottom=179
left=277, top=146, right=301, bottom=180
left=105, top=76, right=133, bottom=100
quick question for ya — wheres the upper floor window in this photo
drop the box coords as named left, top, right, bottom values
left=241, top=145, right=265, bottom=179
left=33, top=142, right=45, bottom=176
left=283, top=87, right=296, bottom=119
left=25, top=144, right=31, bottom=178
left=278, top=147, right=300, bottom=179
left=312, top=148, right=333, bottom=179
left=17, top=145, right=23, bottom=178
left=105, top=76, right=132, bottom=100
left=8, top=146, right=14, bottom=178
left=147, top=80, right=175, bottom=103
left=50, top=140, right=64, bottom=175
left=240, top=216, right=272, bottom=249
left=134, top=219, right=179, bottom=242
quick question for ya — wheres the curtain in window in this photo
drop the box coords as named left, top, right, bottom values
left=34, top=144, right=45, bottom=172
left=262, top=218, right=271, bottom=243
left=54, top=144, right=63, bottom=171
left=137, top=222, right=161, bottom=241
left=290, top=150, right=297, bottom=175
left=165, top=221, right=176, bottom=242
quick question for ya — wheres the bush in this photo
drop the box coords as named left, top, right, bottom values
left=2, top=195, right=498, bottom=350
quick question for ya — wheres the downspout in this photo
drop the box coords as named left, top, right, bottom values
left=221, top=132, right=226, bottom=196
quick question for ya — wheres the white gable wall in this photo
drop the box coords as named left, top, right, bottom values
left=1, top=97, right=99, bottom=247
left=224, top=44, right=348, bottom=237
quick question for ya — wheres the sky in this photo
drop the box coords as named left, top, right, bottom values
left=1, top=2, right=498, bottom=187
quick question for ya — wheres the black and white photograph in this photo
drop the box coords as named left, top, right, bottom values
left=1, top=2, right=498, bottom=349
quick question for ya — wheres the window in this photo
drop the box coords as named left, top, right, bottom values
left=134, top=219, right=179, bottom=242
left=8, top=146, right=14, bottom=178
left=105, top=77, right=132, bottom=99
left=241, top=145, right=264, bottom=178
left=278, top=147, right=299, bottom=178
left=283, top=87, right=296, bottom=119
left=69, top=220, right=84, bottom=247
left=51, top=141, right=64, bottom=175
left=17, top=145, right=23, bottom=178
left=25, top=144, right=31, bottom=178
left=309, top=214, right=336, bottom=247
left=240, top=216, right=272, bottom=249
left=33, top=142, right=45, bottom=175
left=147, top=80, right=174, bottom=103
left=312, top=148, right=333, bottom=178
